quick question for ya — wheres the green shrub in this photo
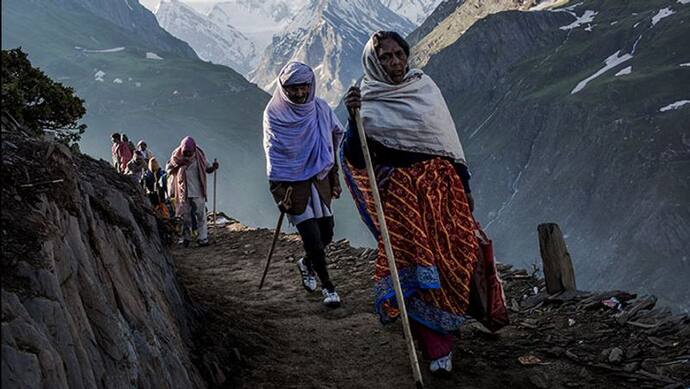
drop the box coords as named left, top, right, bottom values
left=1, top=48, right=86, bottom=142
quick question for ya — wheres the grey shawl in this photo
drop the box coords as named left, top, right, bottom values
left=360, top=35, right=466, bottom=163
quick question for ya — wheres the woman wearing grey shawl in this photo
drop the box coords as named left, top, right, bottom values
left=342, top=31, right=478, bottom=374
left=263, top=61, right=345, bottom=307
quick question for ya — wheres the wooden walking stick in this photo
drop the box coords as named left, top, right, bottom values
left=354, top=110, right=424, bottom=388
left=259, top=187, right=293, bottom=290
left=212, top=158, right=218, bottom=232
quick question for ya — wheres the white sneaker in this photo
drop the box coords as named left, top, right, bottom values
left=322, top=289, right=341, bottom=308
left=296, top=258, right=317, bottom=292
left=430, top=352, right=452, bottom=374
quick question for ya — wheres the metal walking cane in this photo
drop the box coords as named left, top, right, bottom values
left=212, top=159, right=218, bottom=233
left=355, top=110, right=424, bottom=388
left=259, top=187, right=293, bottom=290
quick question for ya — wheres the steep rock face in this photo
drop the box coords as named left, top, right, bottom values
left=409, top=0, right=527, bottom=67
left=406, top=0, right=465, bottom=45
left=422, top=1, right=690, bottom=309
left=249, top=0, right=415, bottom=106
left=156, top=0, right=257, bottom=74
left=1, top=114, right=205, bottom=388
left=52, top=0, right=197, bottom=59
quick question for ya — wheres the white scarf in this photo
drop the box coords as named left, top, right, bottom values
left=359, top=36, right=466, bottom=163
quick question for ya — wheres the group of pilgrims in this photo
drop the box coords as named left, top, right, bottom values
left=114, top=31, right=487, bottom=375
left=110, top=132, right=219, bottom=247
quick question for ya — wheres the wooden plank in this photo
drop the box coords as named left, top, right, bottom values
left=538, top=223, right=577, bottom=294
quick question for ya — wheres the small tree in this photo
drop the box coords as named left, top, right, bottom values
left=1, top=48, right=87, bottom=143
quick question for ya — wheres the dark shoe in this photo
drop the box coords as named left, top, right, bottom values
left=183, top=240, right=190, bottom=248
left=197, top=239, right=210, bottom=247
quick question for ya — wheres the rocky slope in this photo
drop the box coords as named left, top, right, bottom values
left=420, top=0, right=690, bottom=309
left=248, top=0, right=416, bottom=106
left=156, top=0, right=257, bottom=75
left=408, top=0, right=530, bottom=67
left=1, top=113, right=205, bottom=388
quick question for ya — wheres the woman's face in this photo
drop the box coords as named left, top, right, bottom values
left=284, top=83, right=310, bottom=104
left=376, top=38, right=408, bottom=84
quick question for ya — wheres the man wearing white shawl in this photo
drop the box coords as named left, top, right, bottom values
left=342, top=31, right=478, bottom=374
left=263, top=61, right=345, bottom=307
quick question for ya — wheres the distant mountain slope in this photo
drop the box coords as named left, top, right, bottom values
left=408, top=0, right=527, bottom=67
left=248, top=0, right=416, bottom=106
left=406, top=0, right=464, bottom=45
left=1, top=0, right=278, bottom=228
left=56, top=0, right=198, bottom=59
left=421, top=0, right=690, bottom=309
left=156, top=0, right=257, bottom=74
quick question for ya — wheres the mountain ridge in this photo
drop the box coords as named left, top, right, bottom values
left=421, top=0, right=690, bottom=310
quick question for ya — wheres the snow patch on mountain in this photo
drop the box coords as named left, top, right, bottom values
left=571, top=50, right=633, bottom=94
left=677, top=0, right=689, bottom=5
left=560, top=10, right=597, bottom=30
left=83, top=47, right=126, bottom=53
left=146, top=52, right=163, bottom=60
left=659, top=100, right=690, bottom=112
left=94, top=70, right=106, bottom=82
left=614, top=66, right=632, bottom=76
left=651, top=7, right=675, bottom=26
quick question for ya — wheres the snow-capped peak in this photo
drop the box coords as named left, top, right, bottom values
left=380, top=0, right=444, bottom=25
left=249, top=0, right=416, bottom=106
left=208, top=0, right=309, bottom=51
left=155, top=0, right=257, bottom=75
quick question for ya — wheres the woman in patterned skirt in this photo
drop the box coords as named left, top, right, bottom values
left=342, top=31, right=478, bottom=374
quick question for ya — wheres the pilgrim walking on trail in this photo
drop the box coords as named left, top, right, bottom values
left=342, top=31, right=478, bottom=375
left=137, top=140, right=154, bottom=162
left=263, top=61, right=345, bottom=307
left=111, top=132, right=132, bottom=174
left=166, top=136, right=219, bottom=248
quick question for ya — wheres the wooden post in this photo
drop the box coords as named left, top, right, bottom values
left=538, top=223, right=577, bottom=294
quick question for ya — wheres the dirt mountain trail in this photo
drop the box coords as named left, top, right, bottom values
left=172, top=222, right=689, bottom=389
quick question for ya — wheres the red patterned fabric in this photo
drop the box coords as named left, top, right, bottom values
left=468, top=224, right=509, bottom=332
left=347, top=157, right=478, bottom=324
